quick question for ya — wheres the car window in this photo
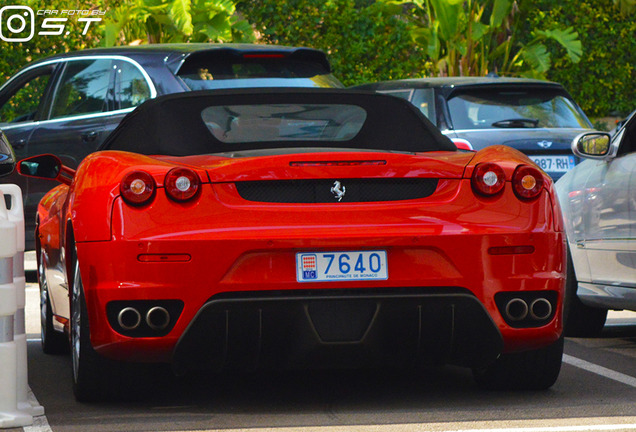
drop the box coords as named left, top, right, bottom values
left=412, top=89, right=436, bottom=122
left=202, top=104, right=367, bottom=143
left=0, top=69, right=53, bottom=124
left=49, top=59, right=113, bottom=119
left=616, top=115, right=636, bottom=156
left=114, top=61, right=151, bottom=110
left=178, top=56, right=343, bottom=90
left=447, top=88, right=592, bottom=130
left=378, top=89, right=413, bottom=101
left=378, top=89, right=436, bottom=124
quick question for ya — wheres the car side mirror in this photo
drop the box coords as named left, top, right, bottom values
left=571, top=132, right=611, bottom=160
left=451, top=138, right=475, bottom=152
left=18, top=154, right=75, bottom=185
left=0, top=132, right=16, bottom=177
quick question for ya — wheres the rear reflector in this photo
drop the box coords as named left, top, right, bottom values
left=488, top=246, right=535, bottom=255
left=290, top=160, right=387, bottom=167
left=138, top=254, right=191, bottom=263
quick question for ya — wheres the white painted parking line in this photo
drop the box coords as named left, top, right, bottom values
left=563, top=354, right=636, bottom=388
left=437, top=425, right=636, bottom=432
left=164, top=419, right=636, bottom=432
left=22, top=414, right=52, bottom=432
left=22, top=387, right=52, bottom=432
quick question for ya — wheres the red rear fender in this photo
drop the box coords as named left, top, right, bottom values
left=70, top=151, right=206, bottom=242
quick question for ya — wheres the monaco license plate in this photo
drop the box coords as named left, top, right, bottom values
left=296, top=250, right=388, bottom=282
left=530, top=155, right=576, bottom=173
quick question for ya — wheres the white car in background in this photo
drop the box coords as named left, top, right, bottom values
left=556, top=115, right=636, bottom=336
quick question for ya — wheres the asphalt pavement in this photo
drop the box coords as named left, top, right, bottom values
left=10, top=256, right=636, bottom=432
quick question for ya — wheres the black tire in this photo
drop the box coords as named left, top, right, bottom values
left=473, top=337, right=564, bottom=390
left=39, top=248, right=69, bottom=354
left=70, top=256, right=122, bottom=402
left=563, top=247, right=607, bottom=337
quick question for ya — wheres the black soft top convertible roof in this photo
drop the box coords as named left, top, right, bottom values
left=100, top=88, right=456, bottom=155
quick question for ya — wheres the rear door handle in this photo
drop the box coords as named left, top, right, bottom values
left=81, top=131, right=98, bottom=142
left=13, top=139, right=26, bottom=149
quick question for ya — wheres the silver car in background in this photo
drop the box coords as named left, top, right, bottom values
left=556, top=114, right=636, bottom=336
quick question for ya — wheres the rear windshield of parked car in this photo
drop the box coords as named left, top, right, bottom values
left=178, top=58, right=343, bottom=90
left=447, top=88, right=592, bottom=130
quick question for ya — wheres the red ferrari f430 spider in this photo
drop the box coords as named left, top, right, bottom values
left=19, top=88, right=566, bottom=401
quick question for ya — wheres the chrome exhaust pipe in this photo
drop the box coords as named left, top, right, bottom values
left=118, top=307, right=141, bottom=330
left=146, top=306, right=170, bottom=331
left=530, top=298, right=553, bottom=320
left=505, top=298, right=529, bottom=321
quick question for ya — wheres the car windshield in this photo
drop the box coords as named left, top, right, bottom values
left=447, top=88, right=592, bottom=130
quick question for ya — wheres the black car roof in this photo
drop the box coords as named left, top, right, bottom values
left=25, top=43, right=332, bottom=72
left=100, top=87, right=457, bottom=155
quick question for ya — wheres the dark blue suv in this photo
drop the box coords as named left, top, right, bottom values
left=0, top=44, right=342, bottom=249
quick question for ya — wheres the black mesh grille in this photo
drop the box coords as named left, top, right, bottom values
left=234, top=178, right=439, bottom=203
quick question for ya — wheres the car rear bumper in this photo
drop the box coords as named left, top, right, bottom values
left=172, top=288, right=503, bottom=372
left=76, top=229, right=566, bottom=367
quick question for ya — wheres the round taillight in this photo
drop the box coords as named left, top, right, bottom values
left=120, top=171, right=156, bottom=205
left=164, top=168, right=200, bottom=202
left=513, top=165, right=544, bottom=200
left=471, top=163, right=506, bottom=196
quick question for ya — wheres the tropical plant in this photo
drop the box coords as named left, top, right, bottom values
left=519, top=0, right=636, bottom=117
left=613, top=0, right=636, bottom=15
left=389, top=0, right=582, bottom=78
left=238, top=0, right=429, bottom=86
left=103, top=0, right=254, bottom=46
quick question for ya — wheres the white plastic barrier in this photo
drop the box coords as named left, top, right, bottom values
left=0, top=185, right=40, bottom=428
left=4, top=185, right=44, bottom=419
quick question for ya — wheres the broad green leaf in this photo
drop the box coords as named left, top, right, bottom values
left=152, top=14, right=174, bottom=26
left=454, top=39, right=468, bottom=56
left=535, top=28, right=582, bottom=63
left=169, top=0, right=194, bottom=36
left=140, top=0, right=165, bottom=8
left=471, top=21, right=489, bottom=41
left=103, top=22, right=122, bottom=47
left=430, top=0, right=463, bottom=42
left=213, top=0, right=237, bottom=12
left=412, top=25, right=440, bottom=59
left=490, top=0, right=512, bottom=28
left=520, top=43, right=551, bottom=73
left=613, top=0, right=636, bottom=16
left=210, top=13, right=231, bottom=27
left=377, top=0, right=404, bottom=15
